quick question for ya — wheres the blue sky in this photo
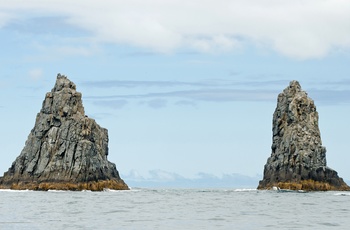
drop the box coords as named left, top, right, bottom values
left=1, top=1, right=350, bottom=182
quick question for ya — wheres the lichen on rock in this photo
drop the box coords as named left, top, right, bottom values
left=258, top=80, right=349, bottom=191
left=0, top=74, right=129, bottom=191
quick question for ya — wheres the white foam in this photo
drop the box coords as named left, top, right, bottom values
left=334, top=192, right=350, bottom=196
left=0, top=189, right=31, bottom=192
left=103, top=188, right=139, bottom=192
left=233, top=188, right=257, bottom=192
left=47, top=189, right=69, bottom=192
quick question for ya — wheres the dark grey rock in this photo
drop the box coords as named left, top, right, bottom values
left=0, top=74, right=128, bottom=190
left=258, top=80, right=349, bottom=190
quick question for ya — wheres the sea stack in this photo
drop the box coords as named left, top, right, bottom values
left=0, top=74, right=129, bottom=191
left=258, top=81, right=349, bottom=191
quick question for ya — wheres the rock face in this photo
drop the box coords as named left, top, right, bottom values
left=258, top=81, right=349, bottom=191
left=0, top=74, right=128, bottom=191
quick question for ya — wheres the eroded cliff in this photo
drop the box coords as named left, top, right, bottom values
left=258, top=81, right=349, bottom=191
left=0, top=74, right=128, bottom=191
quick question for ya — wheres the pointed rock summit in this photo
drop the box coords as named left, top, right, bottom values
left=258, top=81, right=349, bottom=191
left=0, top=74, right=128, bottom=191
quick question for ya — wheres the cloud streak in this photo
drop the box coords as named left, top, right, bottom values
left=87, top=88, right=279, bottom=102
left=81, top=80, right=207, bottom=88
left=81, top=79, right=289, bottom=89
left=28, top=68, right=43, bottom=81
left=2, top=1, right=350, bottom=59
left=83, top=78, right=350, bottom=109
left=140, top=89, right=277, bottom=102
left=92, top=100, right=128, bottom=110
left=310, top=90, right=350, bottom=105
left=142, top=99, right=168, bottom=109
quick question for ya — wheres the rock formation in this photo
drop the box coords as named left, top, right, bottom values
left=258, top=80, right=349, bottom=191
left=0, top=74, right=129, bottom=191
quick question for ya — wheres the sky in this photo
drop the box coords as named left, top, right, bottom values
left=1, top=0, right=350, bottom=182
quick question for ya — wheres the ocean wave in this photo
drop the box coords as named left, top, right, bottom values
left=334, top=192, right=350, bottom=196
left=47, top=189, right=73, bottom=192
left=233, top=188, right=257, bottom=192
left=0, top=189, right=32, bottom=192
left=103, top=188, right=140, bottom=192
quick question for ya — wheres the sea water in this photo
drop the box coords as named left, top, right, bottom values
left=1, top=188, right=350, bottom=230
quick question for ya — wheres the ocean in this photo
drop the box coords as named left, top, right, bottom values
left=1, top=188, right=349, bottom=230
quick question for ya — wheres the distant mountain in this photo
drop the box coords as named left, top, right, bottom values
left=121, top=170, right=261, bottom=188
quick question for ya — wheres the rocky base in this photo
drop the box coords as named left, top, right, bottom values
left=258, top=166, right=350, bottom=191
left=258, top=179, right=350, bottom=191
left=0, top=179, right=129, bottom=191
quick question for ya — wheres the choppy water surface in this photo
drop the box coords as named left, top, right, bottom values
left=1, top=188, right=350, bottom=229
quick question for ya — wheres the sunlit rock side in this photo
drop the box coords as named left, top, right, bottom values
left=0, top=74, right=129, bottom=191
left=258, top=80, right=349, bottom=191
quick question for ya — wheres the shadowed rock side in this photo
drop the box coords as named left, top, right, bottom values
left=258, top=81, right=349, bottom=191
left=0, top=74, right=128, bottom=191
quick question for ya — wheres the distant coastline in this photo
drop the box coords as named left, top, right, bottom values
left=122, top=170, right=261, bottom=188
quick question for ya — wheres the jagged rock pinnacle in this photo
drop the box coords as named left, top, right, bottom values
left=0, top=74, right=129, bottom=191
left=258, top=80, right=349, bottom=191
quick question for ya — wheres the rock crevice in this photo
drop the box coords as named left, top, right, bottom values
left=0, top=74, right=128, bottom=191
left=258, top=80, right=349, bottom=191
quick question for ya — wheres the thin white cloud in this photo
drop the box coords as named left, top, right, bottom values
left=80, top=79, right=289, bottom=89
left=174, top=100, right=197, bottom=108
left=86, top=88, right=350, bottom=111
left=28, top=68, right=43, bottom=81
left=87, top=89, right=279, bottom=103
left=83, top=79, right=350, bottom=107
left=1, top=0, right=350, bottom=58
left=52, top=45, right=93, bottom=57
left=141, top=89, right=278, bottom=102
left=31, top=42, right=96, bottom=58
left=81, top=80, right=211, bottom=88
left=19, top=40, right=97, bottom=63
left=92, top=100, right=128, bottom=110
left=141, top=99, right=168, bottom=109
left=309, top=90, right=350, bottom=105
left=315, top=79, right=350, bottom=90
left=0, top=12, right=14, bottom=27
